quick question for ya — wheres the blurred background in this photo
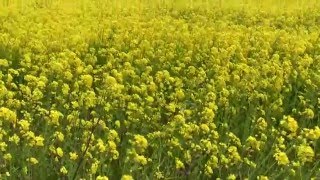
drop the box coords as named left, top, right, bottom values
left=0, top=0, right=320, bottom=12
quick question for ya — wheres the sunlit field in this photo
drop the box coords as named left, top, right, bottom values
left=0, top=0, right=320, bottom=179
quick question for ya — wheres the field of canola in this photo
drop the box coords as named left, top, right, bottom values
left=0, top=0, right=320, bottom=179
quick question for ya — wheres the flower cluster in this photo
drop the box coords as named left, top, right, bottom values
left=0, top=0, right=319, bottom=179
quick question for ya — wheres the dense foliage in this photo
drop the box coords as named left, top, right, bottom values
left=0, top=1, right=320, bottom=179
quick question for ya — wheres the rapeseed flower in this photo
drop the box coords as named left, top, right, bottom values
left=302, top=108, right=314, bottom=120
left=166, top=103, right=176, bottom=113
left=280, top=116, right=298, bottom=135
left=132, top=134, right=148, bottom=153
left=257, top=176, right=269, bottom=180
left=287, top=116, right=298, bottom=133
left=204, top=165, right=213, bottom=176
left=227, top=146, right=242, bottom=165
left=0, top=107, right=17, bottom=124
left=257, top=117, right=268, bottom=131
left=134, top=154, right=148, bottom=165
left=61, top=84, right=70, bottom=96
left=34, top=136, right=44, bottom=146
left=3, top=153, right=12, bottom=161
left=154, top=171, right=164, bottom=179
left=69, top=152, right=78, bottom=160
left=56, top=147, right=64, bottom=157
left=200, top=124, right=210, bottom=133
left=96, top=176, right=109, bottom=180
left=303, top=127, right=320, bottom=140
left=54, top=131, right=64, bottom=142
left=297, top=144, right=315, bottom=164
left=81, top=74, right=94, bottom=88
left=202, top=107, right=215, bottom=122
left=227, top=174, right=236, bottom=180
left=18, top=120, right=30, bottom=131
left=8, top=134, right=20, bottom=144
left=90, top=160, right=100, bottom=174
left=49, top=110, right=62, bottom=126
left=27, top=157, right=38, bottom=165
left=175, top=158, right=185, bottom=169
left=60, top=166, right=68, bottom=175
left=96, top=139, right=107, bottom=153
left=121, top=175, right=134, bottom=180
left=246, top=136, right=261, bottom=151
left=274, top=151, right=289, bottom=165
left=0, top=59, right=9, bottom=67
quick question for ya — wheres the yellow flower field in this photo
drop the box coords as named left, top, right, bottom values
left=0, top=0, right=320, bottom=179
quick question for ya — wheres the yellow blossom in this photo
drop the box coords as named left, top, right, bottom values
left=227, top=174, right=237, bottom=180
left=56, top=147, right=64, bottom=157
left=115, top=120, right=121, bottom=128
left=9, top=134, right=20, bottom=144
left=81, top=74, right=94, bottom=88
left=134, top=155, right=148, bottom=165
left=0, top=142, right=7, bottom=151
left=297, top=144, right=315, bottom=163
left=132, top=134, right=148, bottom=153
left=145, top=96, right=154, bottom=104
left=200, top=124, right=210, bottom=133
left=289, top=169, right=296, bottom=176
left=281, top=115, right=298, bottom=134
left=34, top=136, right=45, bottom=147
left=0, top=59, right=9, bottom=67
left=175, top=89, right=185, bottom=100
left=4, top=153, right=12, bottom=161
left=108, top=140, right=117, bottom=150
left=154, top=171, right=164, bottom=179
left=274, top=151, right=289, bottom=165
left=204, top=165, right=213, bottom=176
left=166, top=102, right=176, bottom=113
left=54, top=131, right=64, bottom=142
left=227, top=146, right=242, bottom=165
left=27, top=157, right=38, bottom=165
left=60, top=166, right=68, bottom=175
left=302, top=108, right=314, bottom=119
left=246, top=136, right=261, bottom=151
left=18, top=120, right=30, bottom=131
left=257, top=176, right=269, bottom=180
left=69, top=152, right=78, bottom=160
left=257, top=117, right=268, bottom=131
left=286, top=116, right=298, bottom=133
left=96, top=176, right=109, bottom=180
left=175, top=158, right=185, bottom=169
left=49, top=110, right=62, bottom=126
left=91, top=161, right=100, bottom=174
left=62, top=84, right=70, bottom=95
left=0, top=107, right=17, bottom=124
left=202, top=107, right=215, bottom=121
left=121, top=175, right=134, bottom=180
